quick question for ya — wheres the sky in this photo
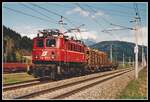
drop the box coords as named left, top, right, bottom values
left=2, top=2, right=148, bottom=46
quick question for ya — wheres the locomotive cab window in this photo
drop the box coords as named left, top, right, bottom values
left=36, top=39, right=44, bottom=47
left=46, top=39, right=56, bottom=47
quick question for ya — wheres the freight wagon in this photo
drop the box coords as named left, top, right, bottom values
left=3, top=63, right=28, bottom=73
left=86, top=48, right=117, bottom=72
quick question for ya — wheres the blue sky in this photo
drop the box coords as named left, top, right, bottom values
left=2, top=2, right=148, bottom=46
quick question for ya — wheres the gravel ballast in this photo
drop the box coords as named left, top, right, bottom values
left=64, top=70, right=134, bottom=99
left=3, top=69, right=134, bottom=100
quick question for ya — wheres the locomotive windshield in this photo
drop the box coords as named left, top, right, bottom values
left=36, top=39, right=44, bottom=47
left=46, top=39, right=56, bottom=47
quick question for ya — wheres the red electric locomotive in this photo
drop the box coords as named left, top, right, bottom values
left=28, top=29, right=87, bottom=79
left=28, top=29, right=118, bottom=80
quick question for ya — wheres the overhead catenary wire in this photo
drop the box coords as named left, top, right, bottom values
left=74, top=3, right=103, bottom=33
left=3, top=6, right=58, bottom=24
left=111, top=3, right=146, bottom=12
left=3, top=6, right=78, bottom=40
left=87, top=5, right=134, bottom=18
left=84, top=4, right=113, bottom=25
left=29, top=3, right=81, bottom=40
left=110, top=23, right=135, bottom=30
left=75, top=4, right=128, bottom=39
left=20, top=3, right=57, bottom=23
left=75, top=3, right=123, bottom=41
left=30, top=3, right=78, bottom=27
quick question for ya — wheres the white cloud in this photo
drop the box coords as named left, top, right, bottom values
left=66, top=7, right=108, bottom=20
left=65, top=30, right=97, bottom=41
left=66, top=7, right=90, bottom=17
left=12, top=25, right=43, bottom=39
left=91, top=10, right=104, bottom=18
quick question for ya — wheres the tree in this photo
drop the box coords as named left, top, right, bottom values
left=15, top=51, right=21, bottom=62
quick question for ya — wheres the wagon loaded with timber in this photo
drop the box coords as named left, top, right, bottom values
left=85, top=48, right=118, bottom=72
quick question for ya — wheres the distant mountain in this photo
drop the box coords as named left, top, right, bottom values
left=83, top=38, right=96, bottom=46
left=90, top=41, right=147, bottom=62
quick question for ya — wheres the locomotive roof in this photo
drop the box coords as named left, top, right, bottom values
left=34, top=28, right=86, bottom=46
left=33, top=34, right=86, bottom=46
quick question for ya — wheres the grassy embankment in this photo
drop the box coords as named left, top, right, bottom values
left=117, top=62, right=133, bottom=69
left=3, top=72, right=36, bottom=84
left=118, top=67, right=147, bottom=99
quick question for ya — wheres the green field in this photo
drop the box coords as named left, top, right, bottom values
left=3, top=72, right=36, bottom=84
left=118, top=67, right=147, bottom=99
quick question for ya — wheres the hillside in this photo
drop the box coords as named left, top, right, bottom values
left=3, top=25, right=33, bottom=62
left=83, top=38, right=96, bottom=46
left=90, top=41, right=147, bottom=62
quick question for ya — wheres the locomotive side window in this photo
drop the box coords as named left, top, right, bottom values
left=81, top=47, right=84, bottom=52
left=75, top=45, right=77, bottom=51
left=46, top=39, right=56, bottom=47
left=78, top=45, right=80, bottom=52
left=86, top=51, right=89, bottom=54
left=68, top=43, right=71, bottom=50
left=70, top=44, right=73, bottom=50
left=72, top=44, right=75, bottom=51
left=36, top=39, right=44, bottom=47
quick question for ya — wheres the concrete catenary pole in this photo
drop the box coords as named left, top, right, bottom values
left=123, top=52, right=125, bottom=68
left=110, top=44, right=113, bottom=62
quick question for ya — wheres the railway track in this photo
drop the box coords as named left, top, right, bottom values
left=3, top=76, right=52, bottom=91
left=11, top=68, right=133, bottom=99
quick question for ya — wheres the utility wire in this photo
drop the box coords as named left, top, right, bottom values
left=74, top=3, right=103, bottom=31
left=4, top=6, right=78, bottom=40
left=30, top=3, right=77, bottom=27
left=84, top=4, right=113, bottom=25
left=20, top=3, right=57, bottom=23
left=30, top=3, right=62, bottom=17
left=29, top=3, right=80, bottom=40
left=75, top=3, right=121, bottom=41
left=75, top=3, right=122, bottom=40
left=88, top=5, right=134, bottom=18
left=111, top=3, right=146, bottom=12
left=3, top=6, right=57, bottom=24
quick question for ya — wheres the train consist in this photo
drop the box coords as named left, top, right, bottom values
left=3, top=63, right=28, bottom=73
left=28, top=29, right=118, bottom=80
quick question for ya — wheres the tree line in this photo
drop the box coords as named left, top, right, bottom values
left=3, top=25, right=33, bottom=63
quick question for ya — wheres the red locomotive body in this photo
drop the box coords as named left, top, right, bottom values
left=28, top=29, right=118, bottom=80
left=32, top=34, right=86, bottom=64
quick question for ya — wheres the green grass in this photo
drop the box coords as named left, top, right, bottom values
left=118, top=63, right=133, bottom=69
left=118, top=68, right=147, bottom=99
left=3, top=72, right=36, bottom=84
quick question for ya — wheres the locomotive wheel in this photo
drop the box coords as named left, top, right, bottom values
left=27, top=69, right=32, bottom=75
left=40, top=68, right=45, bottom=77
left=50, top=67, right=57, bottom=80
left=33, top=68, right=38, bottom=78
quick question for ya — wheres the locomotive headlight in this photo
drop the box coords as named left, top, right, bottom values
left=51, top=51, right=55, bottom=59
left=51, top=55, right=55, bottom=59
